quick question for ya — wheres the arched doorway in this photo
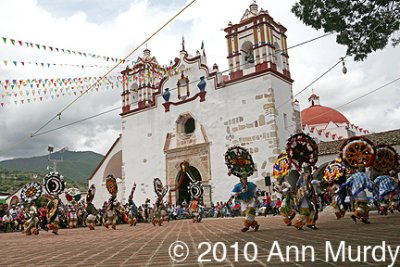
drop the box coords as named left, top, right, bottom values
left=175, top=166, right=202, bottom=205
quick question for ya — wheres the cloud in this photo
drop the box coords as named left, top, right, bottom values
left=0, top=0, right=399, bottom=161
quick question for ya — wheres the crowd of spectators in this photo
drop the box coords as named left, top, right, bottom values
left=0, top=194, right=287, bottom=233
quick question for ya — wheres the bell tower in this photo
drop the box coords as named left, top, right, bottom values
left=121, top=48, right=163, bottom=115
left=224, top=1, right=291, bottom=80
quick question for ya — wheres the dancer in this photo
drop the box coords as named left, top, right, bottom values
left=285, top=133, right=319, bottom=230
left=339, top=136, right=377, bottom=224
left=104, top=197, right=118, bottom=230
left=23, top=202, right=40, bottom=235
left=67, top=202, right=78, bottom=228
left=225, top=146, right=259, bottom=232
left=292, top=164, right=318, bottom=230
left=273, top=174, right=295, bottom=226
left=65, top=188, right=81, bottom=228
left=229, top=173, right=260, bottom=232
left=188, top=180, right=204, bottom=223
left=20, top=182, right=43, bottom=235
left=323, top=159, right=347, bottom=219
left=341, top=167, right=374, bottom=223
left=389, top=171, right=400, bottom=213
left=47, top=197, right=61, bottom=235
left=189, top=197, right=202, bottom=223
left=86, top=185, right=98, bottom=230
left=104, top=175, right=119, bottom=230
left=128, top=183, right=138, bottom=226
left=151, top=178, right=168, bottom=226
left=373, top=173, right=398, bottom=216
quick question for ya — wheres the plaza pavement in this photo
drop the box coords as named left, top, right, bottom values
left=0, top=211, right=399, bottom=267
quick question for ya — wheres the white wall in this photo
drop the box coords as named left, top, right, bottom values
left=121, top=55, right=295, bottom=205
left=88, top=136, right=122, bottom=209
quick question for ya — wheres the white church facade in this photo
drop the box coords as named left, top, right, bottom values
left=88, top=1, right=300, bottom=208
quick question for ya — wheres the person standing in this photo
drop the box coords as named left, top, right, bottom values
left=2, top=211, right=13, bottom=232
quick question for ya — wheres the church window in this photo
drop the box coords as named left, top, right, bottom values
left=241, top=41, right=255, bottom=67
left=184, top=118, right=195, bottom=134
left=176, top=113, right=196, bottom=135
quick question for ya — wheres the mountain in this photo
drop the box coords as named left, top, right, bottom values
left=0, top=169, right=87, bottom=194
left=0, top=150, right=103, bottom=185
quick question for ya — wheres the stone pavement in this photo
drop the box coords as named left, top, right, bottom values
left=1, top=211, right=399, bottom=267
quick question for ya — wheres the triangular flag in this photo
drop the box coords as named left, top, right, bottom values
left=18, top=40, right=23, bottom=46
left=10, top=39, right=15, bottom=45
left=2, top=37, right=6, bottom=44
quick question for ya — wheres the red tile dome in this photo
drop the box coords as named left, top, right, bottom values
left=301, top=104, right=349, bottom=125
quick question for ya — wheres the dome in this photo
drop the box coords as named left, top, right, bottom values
left=301, top=104, right=349, bottom=125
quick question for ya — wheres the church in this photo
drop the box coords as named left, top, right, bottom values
left=301, top=92, right=369, bottom=142
left=88, top=1, right=300, bottom=208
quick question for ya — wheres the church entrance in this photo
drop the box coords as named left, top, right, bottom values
left=175, top=166, right=202, bottom=206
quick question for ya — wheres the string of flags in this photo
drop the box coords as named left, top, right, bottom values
left=0, top=59, right=126, bottom=69
left=0, top=76, right=121, bottom=107
left=0, top=63, right=191, bottom=107
left=1, top=36, right=131, bottom=64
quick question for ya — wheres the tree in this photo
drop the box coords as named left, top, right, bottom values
left=292, top=0, right=400, bottom=61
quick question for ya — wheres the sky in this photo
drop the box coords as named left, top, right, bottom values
left=0, top=0, right=399, bottom=161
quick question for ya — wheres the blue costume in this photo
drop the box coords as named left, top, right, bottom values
left=374, top=175, right=398, bottom=215
left=230, top=180, right=259, bottom=232
left=341, top=170, right=373, bottom=223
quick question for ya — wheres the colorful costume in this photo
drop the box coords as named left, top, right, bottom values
left=230, top=177, right=259, bottom=232
left=328, top=183, right=346, bottom=219
left=323, top=159, right=347, bottom=219
left=339, top=136, right=377, bottom=224
left=151, top=178, right=168, bottom=226
left=47, top=198, right=61, bottom=235
left=189, top=198, right=202, bottom=223
left=292, top=165, right=318, bottom=230
left=273, top=175, right=295, bottom=226
left=128, top=183, right=138, bottom=226
left=86, top=185, right=97, bottom=230
left=388, top=172, right=400, bottom=212
left=284, top=133, right=319, bottom=230
left=104, top=175, right=118, bottom=230
left=225, top=146, right=259, bottom=232
left=20, top=182, right=43, bottom=235
left=23, top=203, right=40, bottom=235
left=86, top=203, right=98, bottom=230
left=373, top=175, right=398, bottom=215
left=67, top=204, right=78, bottom=228
left=104, top=197, right=118, bottom=230
left=341, top=170, right=373, bottom=223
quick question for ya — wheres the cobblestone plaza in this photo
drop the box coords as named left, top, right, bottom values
left=1, top=212, right=399, bottom=266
